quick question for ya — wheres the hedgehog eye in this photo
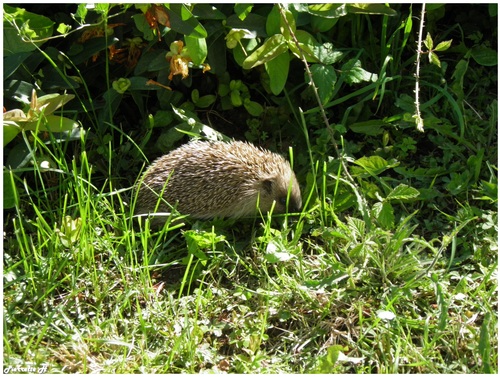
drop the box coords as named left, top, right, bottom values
left=279, top=196, right=287, bottom=206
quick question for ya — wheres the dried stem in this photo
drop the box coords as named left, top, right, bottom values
left=414, top=3, right=426, bottom=132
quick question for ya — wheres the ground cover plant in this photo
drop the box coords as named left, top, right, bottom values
left=3, top=3, right=498, bottom=373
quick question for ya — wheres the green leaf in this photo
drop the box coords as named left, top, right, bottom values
left=195, top=94, right=216, bottom=109
left=386, top=184, right=420, bottom=201
left=471, top=46, right=498, bottom=66
left=314, top=42, right=343, bottom=65
left=373, top=201, right=394, bottom=229
left=3, top=4, right=54, bottom=56
left=244, top=100, right=264, bottom=117
left=231, top=90, right=243, bottom=107
left=242, top=34, right=288, bottom=69
left=306, top=3, right=347, bottom=18
left=479, top=312, right=493, bottom=373
left=234, top=3, right=252, bottom=21
left=315, top=345, right=347, bottom=373
left=3, top=122, right=21, bottom=146
left=346, top=3, right=397, bottom=16
left=225, top=28, right=256, bottom=49
left=287, top=30, right=320, bottom=63
left=310, top=15, right=339, bottom=33
left=57, top=23, right=71, bottom=35
left=341, top=59, right=378, bottom=84
left=266, top=5, right=281, bottom=35
left=35, top=93, right=75, bottom=116
left=424, top=32, right=433, bottom=50
left=185, top=35, right=207, bottom=65
left=434, top=39, right=452, bottom=52
left=348, top=120, right=387, bottom=136
left=279, top=8, right=296, bottom=39
left=74, top=3, right=89, bottom=22
left=265, top=51, right=290, bottom=95
left=191, top=4, right=226, bottom=20
left=3, top=170, right=19, bottom=209
left=352, top=155, right=398, bottom=177
left=428, top=51, right=441, bottom=67
left=166, top=4, right=207, bottom=38
left=310, top=64, right=337, bottom=105
left=226, top=13, right=267, bottom=38
left=451, top=59, right=468, bottom=99
left=23, top=115, right=80, bottom=133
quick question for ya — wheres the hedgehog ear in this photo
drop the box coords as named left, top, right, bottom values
left=262, top=177, right=275, bottom=195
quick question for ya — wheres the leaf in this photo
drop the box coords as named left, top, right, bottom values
left=226, top=13, right=267, bottom=38
left=3, top=4, right=54, bottom=56
left=305, top=3, right=347, bottom=18
left=34, top=93, right=75, bottom=116
left=346, top=3, right=397, bottom=16
left=244, top=100, right=264, bottom=117
left=315, top=345, right=347, bottom=373
left=479, top=312, right=493, bottom=373
left=185, top=35, right=207, bottom=65
left=471, top=46, right=498, bottom=66
left=373, top=202, right=394, bottom=229
left=341, top=59, right=378, bottom=84
left=195, top=95, right=216, bottom=109
left=265, top=51, right=290, bottom=95
left=310, top=15, right=339, bottom=33
left=3, top=122, right=21, bottom=146
left=348, top=120, right=387, bottom=136
left=23, top=115, right=80, bottom=133
left=242, top=34, right=287, bottom=69
left=386, top=184, right=420, bottom=201
left=287, top=30, right=320, bottom=63
left=234, top=3, right=252, bottom=21
left=166, top=4, right=207, bottom=38
left=352, top=155, right=398, bottom=177
left=314, top=42, right=343, bottom=65
left=310, top=64, right=337, bottom=105
left=264, top=241, right=295, bottom=263
left=279, top=7, right=296, bottom=39
left=191, top=4, right=226, bottom=20
left=434, top=39, right=452, bottom=52
left=3, top=170, right=19, bottom=209
left=451, top=59, right=468, bottom=99
left=428, top=51, right=441, bottom=67
left=424, top=32, right=434, bottom=50
left=266, top=4, right=281, bottom=35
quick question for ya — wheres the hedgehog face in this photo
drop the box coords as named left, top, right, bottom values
left=259, top=170, right=302, bottom=215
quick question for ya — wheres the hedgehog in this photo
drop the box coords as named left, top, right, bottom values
left=135, top=140, right=302, bottom=225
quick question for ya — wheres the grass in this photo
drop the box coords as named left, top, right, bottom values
left=3, top=3, right=498, bottom=374
left=3, top=124, right=497, bottom=373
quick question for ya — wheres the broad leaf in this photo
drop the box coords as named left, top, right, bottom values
left=346, top=3, right=397, bottom=16
left=3, top=4, right=54, bottom=56
left=265, top=51, right=290, bottom=95
left=242, top=34, right=287, bottom=69
left=3, top=170, right=19, bottom=209
left=166, top=4, right=207, bottom=38
left=341, top=59, right=378, bottom=84
left=386, top=184, right=420, bottom=201
left=310, top=64, right=337, bottom=105
left=185, top=35, right=207, bottom=65
left=471, top=46, right=498, bottom=66
left=373, top=201, right=394, bottom=229
left=352, top=155, right=399, bottom=177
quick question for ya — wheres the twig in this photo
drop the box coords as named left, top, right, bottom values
left=414, top=4, right=426, bottom=132
left=278, top=4, right=371, bottom=227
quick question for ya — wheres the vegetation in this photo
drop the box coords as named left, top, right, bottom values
left=3, top=3, right=497, bottom=373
